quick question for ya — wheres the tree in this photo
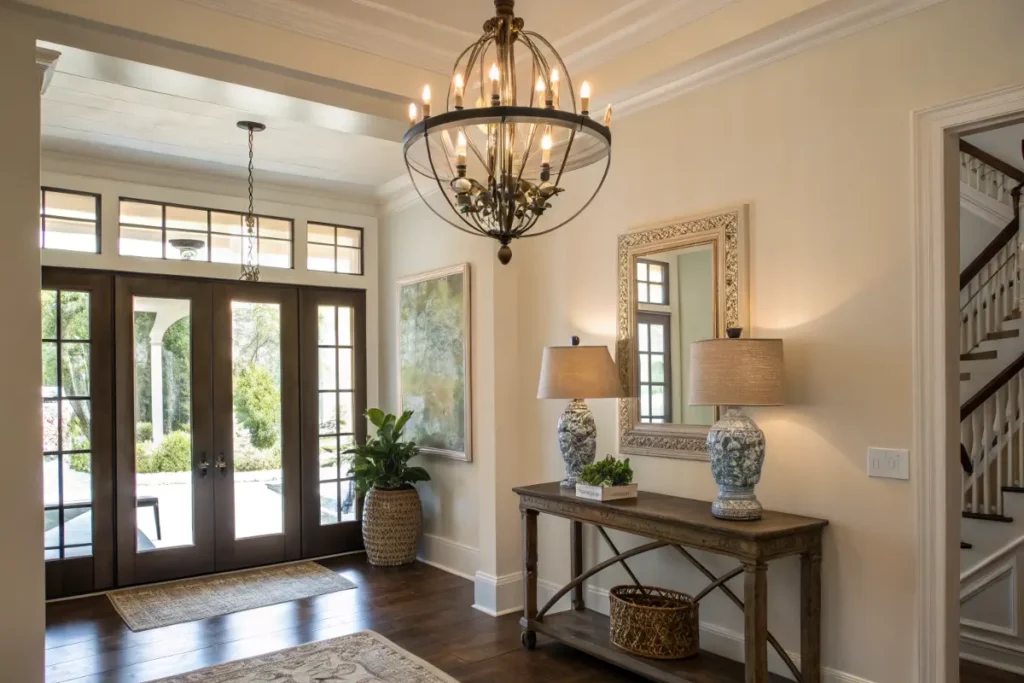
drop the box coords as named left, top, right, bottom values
left=234, top=364, right=280, bottom=449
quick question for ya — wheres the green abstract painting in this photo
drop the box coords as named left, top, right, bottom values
left=398, top=264, right=471, bottom=461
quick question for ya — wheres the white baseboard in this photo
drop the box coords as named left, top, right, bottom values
left=537, top=580, right=875, bottom=683
left=416, top=533, right=478, bottom=581
left=473, top=571, right=522, bottom=616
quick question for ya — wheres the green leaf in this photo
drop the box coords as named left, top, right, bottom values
left=394, top=410, right=414, bottom=435
left=366, top=408, right=386, bottom=429
left=405, top=466, right=431, bottom=483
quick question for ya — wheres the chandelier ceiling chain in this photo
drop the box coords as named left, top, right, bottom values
left=402, top=0, right=612, bottom=264
left=238, top=120, right=265, bottom=282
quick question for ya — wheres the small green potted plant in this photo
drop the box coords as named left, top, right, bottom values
left=576, top=455, right=637, bottom=501
left=345, top=409, right=431, bottom=566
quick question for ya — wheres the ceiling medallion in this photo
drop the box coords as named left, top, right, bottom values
left=403, top=0, right=612, bottom=265
left=237, top=120, right=265, bottom=282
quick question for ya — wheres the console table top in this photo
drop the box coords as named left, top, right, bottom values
left=514, top=482, right=828, bottom=542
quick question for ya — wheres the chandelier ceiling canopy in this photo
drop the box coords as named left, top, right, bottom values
left=403, top=0, right=612, bottom=264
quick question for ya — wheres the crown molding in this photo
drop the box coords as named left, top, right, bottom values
left=35, top=46, right=61, bottom=94
left=609, top=0, right=948, bottom=119
left=377, top=173, right=426, bottom=217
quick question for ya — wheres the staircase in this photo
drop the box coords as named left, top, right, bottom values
left=959, top=139, right=1024, bottom=675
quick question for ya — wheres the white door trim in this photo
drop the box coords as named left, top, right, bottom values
left=912, top=84, right=1024, bottom=683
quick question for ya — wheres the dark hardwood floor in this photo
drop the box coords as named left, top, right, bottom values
left=44, top=554, right=1022, bottom=682
left=962, top=659, right=1024, bottom=683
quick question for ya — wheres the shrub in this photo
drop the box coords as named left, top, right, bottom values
left=233, top=365, right=281, bottom=450
left=135, top=431, right=192, bottom=474
left=234, top=445, right=283, bottom=473
left=69, top=452, right=91, bottom=474
left=579, top=456, right=633, bottom=487
left=135, top=422, right=153, bottom=442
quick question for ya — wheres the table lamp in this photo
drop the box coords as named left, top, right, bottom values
left=537, top=336, right=621, bottom=487
left=689, top=329, right=784, bottom=520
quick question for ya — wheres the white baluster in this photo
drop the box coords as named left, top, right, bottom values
left=1018, top=368, right=1024, bottom=486
left=984, top=397, right=995, bottom=514
left=997, top=386, right=1008, bottom=516
left=972, top=409, right=983, bottom=513
left=962, top=418, right=973, bottom=511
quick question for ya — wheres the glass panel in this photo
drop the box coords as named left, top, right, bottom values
left=307, top=243, right=335, bottom=272
left=45, top=548, right=59, bottom=561
left=651, top=354, right=665, bottom=383
left=211, top=212, right=243, bottom=235
left=43, top=218, right=96, bottom=252
left=337, top=307, right=353, bottom=346
left=320, top=481, right=339, bottom=525
left=649, top=284, right=664, bottom=304
left=120, top=226, right=163, bottom=258
left=308, top=222, right=335, bottom=245
left=44, top=507, right=60, bottom=545
left=165, top=230, right=209, bottom=262
left=339, top=479, right=357, bottom=522
left=43, top=402, right=58, bottom=452
left=41, top=291, right=57, bottom=339
left=42, top=342, right=58, bottom=397
left=258, top=217, right=291, bottom=240
left=337, top=247, right=361, bottom=274
left=62, top=400, right=90, bottom=451
left=61, top=291, right=90, bottom=340
left=318, top=306, right=336, bottom=346
left=639, top=353, right=649, bottom=383
left=338, top=348, right=353, bottom=391
left=651, top=386, right=665, bottom=417
left=258, top=238, right=291, bottom=269
left=338, top=392, right=354, bottom=434
left=637, top=262, right=648, bottom=280
left=640, top=385, right=650, bottom=417
left=231, top=302, right=283, bottom=539
left=62, top=455, right=91, bottom=505
left=210, top=234, right=243, bottom=265
left=650, top=325, right=664, bottom=353
left=133, top=297, right=194, bottom=552
left=648, top=264, right=663, bottom=283
left=120, top=201, right=162, bottom=227
left=43, top=456, right=59, bottom=506
left=320, top=436, right=339, bottom=480
left=63, top=507, right=92, bottom=551
left=165, top=206, right=207, bottom=232
left=45, top=191, right=96, bottom=221
left=637, top=324, right=649, bottom=352
left=318, top=348, right=337, bottom=390
left=319, top=392, right=338, bottom=435
left=336, top=227, right=361, bottom=248
left=64, top=545, right=93, bottom=559
left=637, top=282, right=649, bottom=303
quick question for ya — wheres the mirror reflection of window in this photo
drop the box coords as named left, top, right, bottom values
left=636, top=259, right=669, bottom=305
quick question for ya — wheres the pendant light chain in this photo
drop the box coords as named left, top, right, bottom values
left=239, top=121, right=263, bottom=282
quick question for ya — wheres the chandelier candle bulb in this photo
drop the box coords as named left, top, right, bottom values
left=550, top=69, right=560, bottom=109
left=421, top=85, right=431, bottom=118
left=408, top=103, right=418, bottom=125
left=540, top=130, right=552, bottom=181
left=453, top=74, right=464, bottom=109
left=580, top=81, right=591, bottom=116
left=456, top=131, right=467, bottom=168
left=490, top=64, right=501, bottom=105
left=603, top=104, right=613, bottom=127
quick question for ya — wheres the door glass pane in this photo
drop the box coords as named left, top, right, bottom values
left=133, top=296, right=194, bottom=552
left=231, top=302, right=283, bottom=539
left=41, top=288, right=94, bottom=560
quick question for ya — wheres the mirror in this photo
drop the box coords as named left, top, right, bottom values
left=617, top=206, right=749, bottom=460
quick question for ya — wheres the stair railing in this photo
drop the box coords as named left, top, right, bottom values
left=960, top=226, right=1019, bottom=355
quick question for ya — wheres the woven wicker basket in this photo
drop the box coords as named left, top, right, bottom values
left=362, top=487, right=422, bottom=566
left=609, top=585, right=699, bottom=659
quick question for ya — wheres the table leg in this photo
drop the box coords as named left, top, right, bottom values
left=521, top=508, right=538, bottom=650
left=570, top=520, right=584, bottom=610
left=801, top=550, right=823, bottom=683
left=743, top=561, right=768, bottom=683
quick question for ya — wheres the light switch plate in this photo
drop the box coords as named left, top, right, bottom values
left=867, top=447, right=910, bottom=480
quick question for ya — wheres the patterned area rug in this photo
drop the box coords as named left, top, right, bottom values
left=108, top=561, right=357, bottom=631
left=151, top=631, right=459, bottom=682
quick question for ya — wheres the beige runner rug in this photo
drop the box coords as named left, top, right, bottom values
left=151, top=630, right=459, bottom=682
left=108, top=561, right=356, bottom=631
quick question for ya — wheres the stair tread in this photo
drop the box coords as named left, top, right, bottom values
left=987, top=329, right=1021, bottom=340
left=963, top=511, right=1014, bottom=522
left=1002, top=486, right=1024, bottom=493
left=961, top=350, right=998, bottom=361
left=1007, top=310, right=1022, bottom=321
left=961, top=541, right=973, bottom=549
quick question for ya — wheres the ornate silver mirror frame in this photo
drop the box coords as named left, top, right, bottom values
left=617, top=206, right=749, bottom=460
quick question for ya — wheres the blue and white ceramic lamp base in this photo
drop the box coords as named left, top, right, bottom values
left=557, top=399, right=597, bottom=487
left=707, top=407, right=766, bottom=521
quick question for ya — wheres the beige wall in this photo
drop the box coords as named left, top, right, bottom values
left=0, top=7, right=45, bottom=680
left=507, top=2, right=1024, bottom=682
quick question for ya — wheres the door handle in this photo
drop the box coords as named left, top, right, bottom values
left=198, top=453, right=210, bottom=477
left=216, top=453, right=227, bottom=476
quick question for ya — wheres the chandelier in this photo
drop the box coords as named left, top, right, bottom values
left=237, top=120, right=265, bottom=282
left=403, top=0, right=612, bottom=265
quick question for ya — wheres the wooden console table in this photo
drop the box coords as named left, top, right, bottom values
left=514, top=482, right=828, bottom=683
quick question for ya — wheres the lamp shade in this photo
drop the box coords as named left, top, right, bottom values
left=537, top=345, right=621, bottom=399
left=689, top=338, right=784, bottom=406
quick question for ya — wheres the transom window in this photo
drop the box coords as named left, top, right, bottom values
left=41, top=188, right=100, bottom=254
left=307, top=222, right=364, bottom=275
left=317, top=304, right=358, bottom=524
left=636, top=258, right=669, bottom=305
left=119, top=198, right=293, bottom=268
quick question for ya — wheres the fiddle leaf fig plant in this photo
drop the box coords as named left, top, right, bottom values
left=579, top=455, right=633, bottom=487
left=345, top=409, right=431, bottom=493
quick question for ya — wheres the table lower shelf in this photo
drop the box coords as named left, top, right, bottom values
left=522, top=608, right=789, bottom=683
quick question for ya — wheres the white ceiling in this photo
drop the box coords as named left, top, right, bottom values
left=965, top=122, right=1024, bottom=173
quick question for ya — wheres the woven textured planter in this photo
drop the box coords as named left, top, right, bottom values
left=362, top=487, right=422, bottom=567
left=609, top=585, right=699, bottom=659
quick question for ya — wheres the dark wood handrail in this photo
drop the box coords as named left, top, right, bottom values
left=961, top=140, right=1024, bottom=184
left=962, top=350, right=1024, bottom=421
left=960, top=217, right=1020, bottom=290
